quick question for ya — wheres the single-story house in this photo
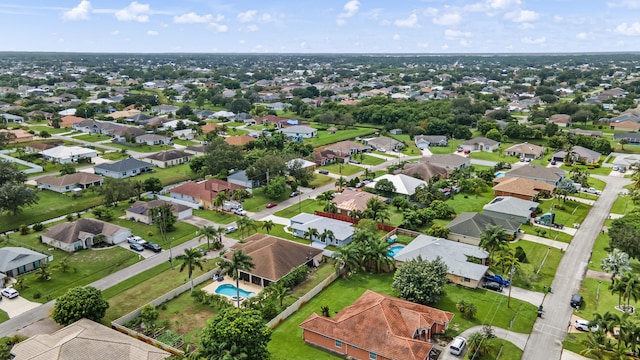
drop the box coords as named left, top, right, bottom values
left=552, top=146, right=601, bottom=165
left=313, top=149, right=344, bottom=166
left=548, top=114, right=571, bottom=127
left=395, top=235, right=489, bottom=288
left=144, top=150, right=190, bottom=168
left=183, top=144, right=207, bottom=156
left=135, top=134, right=171, bottom=146
left=93, top=158, right=154, bottom=179
left=42, top=218, right=131, bottom=252
left=227, top=170, right=260, bottom=189
left=125, top=199, right=192, bottom=224
left=290, top=213, right=354, bottom=248
left=0, top=247, right=48, bottom=278
left=612, top=154, right=640, bottom=171
left=503, top=164, right=565, bottom=185
left=152, top=104, right=178, bottom=115
left=460, top=137, right=500, bottom=152
left=169, top=179, right=246, bottom=209
left=286, top=158, right=316, bottom=172
left=364, top=136, right=404, bottom=152
left=300, top=290, right=454, bottom=360
left=10, top=319, right=171, bottom=359
left=201, top=122, right=221, bottom=134
left=422, top=154, right=470, bottom=171
left=225, top=135, right=256, bottom=147
left=279, top=125, right=317, bottom=139
left=389, top=128, right=402, bottom=135
left=25, top=141, right=63, bottom=154
left=483, top=196, right=539, bottom=224
left=0, top=129, right=33, bottom=143
left=0, top=113, right=24, bottom=123
left=331, top=190, right=387, bottom=216
left=221, top=233, right=323, bottom=288
left=395, top=162, right=448, bottom=180
left=610, top=120, right=640, bottom=132
left=58, top=115, right=85, bottom=128
left=493, top=177, right=556, bottom=201
left=569, top=129, right=602, bottom=138
left=446, top=212, right=521, bottom=246
left=41, top=146, right=98, bottom=164
left=36, top=172, right=103, bottom=193
left=414, top=135, right=448, bottom=149
left=613, top=132, right=640, bottom=144
left=323, top=140, right=369, bottom=157
left=504, top=143, right=545, bottom=160
left=365, top=174, right=428, bottom=196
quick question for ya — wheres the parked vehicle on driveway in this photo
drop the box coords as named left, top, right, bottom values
left=1, top=288, right=18, bottom=299
left=318, top=170, right=329, bottom=175
left=482, top=281, right=503, bottom=292
left=143, top=242, right=162, bottom=253
left=130, top=243, right=144, bottom=252
left=484, top=274, right=510, bottom=287
left=570, top=293, right=583, bottom=308
left=574, top=319, right=599, bottom=332
left=225, top=225, right=238, bottom=234
left=233, top=208, right=247, bottom=216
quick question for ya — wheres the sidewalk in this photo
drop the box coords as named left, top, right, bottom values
left=519, top=234, right=568, bottom=251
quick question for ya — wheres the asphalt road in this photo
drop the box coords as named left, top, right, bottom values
left=521, top=175, right=630, bottom=360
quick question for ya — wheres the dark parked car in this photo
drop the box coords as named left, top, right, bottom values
left=143, top=242, right=162, bottom=253
left=289, top=191, right=299, bottom=197
left=482, top=281, right=503, bottom=292
left=570, top=294, right=583, bottom=308
left=318, top=170, right=329, bottom=175
left=130, top=243, right=144, bottom=252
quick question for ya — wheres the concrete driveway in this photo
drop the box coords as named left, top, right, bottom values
left=117, top=242, right=158, bottom=259
left=0, top=296, right=41, bottom=318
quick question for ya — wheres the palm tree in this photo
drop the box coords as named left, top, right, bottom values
left=479, top=225, right=510, bottom=263
left=218, top=250, right=255, bottom=307
left=364, top=197, right=388, bottom=222
left=323, top=202, right=338, bottom=214
left=56, top=257, right=71, bottom=273
left=214, top=191, right=228, bottom=211
left=332, top=242, right=364, bottom=277
left=495, top=248, right=520, bottom=275
left=316, top=191, right=334, bottom=204
left=335, top=176, right=347, bottom=192
left=36, top=263, right=51, bottom=281
left=580, top=330, right=609, bottom=360
left=621, top=272, right=640, bottom=312
left=304, top=227, right=320, bottom=243
left=363, top=238, right=394, bottom=273
left=349, top=209, right=363, bottom=223
left=319, top=229, right=335, bottom=245
left=199, top=225, right=218, bottom=250
left=266, top=281, right=289, bottom=307
left=237, top=216, right=256, bottom=240
left=261, top=220, right=275, bottom=234
left=467, top=332, right=490, bottom=358
left=176, top=248, right=205, bottom=292
left=601, top=249, right=632, bottom=283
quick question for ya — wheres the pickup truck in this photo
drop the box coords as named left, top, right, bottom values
left=484, top=274, right=510, bottom=287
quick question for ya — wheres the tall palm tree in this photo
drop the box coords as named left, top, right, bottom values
left=323, top=202, right=338, bottom=214
left=316, top=191, right=334, bottom=204
left=479, top=225, right=510, bottom=263
left=335, top=176, right=347, bottom=192
left=214, top=191, right=228, bottom=212
left=621, top=272, right=640, bottom=312
left=199, top=225, right=218, bottom=251
left=218, top=250, right=255, bottom=307
left=363, top=238, right=394, bottom=273
left=467, top=332, right=490, bottom=358
left=349, top=209, right=364, bottom=223
left=364, top=197, right=387, bottom=221
left=319, top=229, right=335, bottom=245
left=332, top=242, right=364, bottom=277
left=580, top=330, right=609, bottom=360
left=266, top=281, right=289, bottom=307
left=601, top=249, right=632, bottom=283
left=237, top=216, right=256, bottom=240
left=261, top=220, right=275, bottom=234
left=304, top=227, right=320, bottom=243
left=495, top=248, right=520, bottom=275
left=176, top=248, right=205, bottom=292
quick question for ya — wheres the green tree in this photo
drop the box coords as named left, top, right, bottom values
left=199, top=308, right=270, bottom=360
left=374, top=178, right=396, bottom=194
left=51, top=286, right=109, bottom=325
left=620, top=138, right=629, bottom=151
left=609, top=213, right=640, bottom=259
left=218, top=250, right=255, bottom=308
left=426, top=224, right=450, bottom=238
left=0, top=183, right=39, bottom=215
left=332, top=242, right=364, bottom=277
left=261, top=220, right=275, bottom=234
left=59, top=163, right=76, bottom=175
left=601, top=249, right=632, bottom=283
left=152, top=203, right=177, bottom=268
left=266, top=281, right=289, bottom=307
left=391, top=256, right=448, bottom=305
left=456, top=300, right=477, bottom=320
left=199, top=225, right=218, bottom=251
left=36, top=263, right=51, bottom=281
left=202, top=137, right=246, bottom=177
left=467, top=331, right=491, bottom=358
left=264, top=176, right=287, bottom=199
left=176, top=248, right=205, bottom=293
left=479, top=225, right=510, bottom=263
left=214, top=191, right=229, bottom=212
left=334, top=176, right=347, bottom=191
left=143, top=177, right=163, bottom=193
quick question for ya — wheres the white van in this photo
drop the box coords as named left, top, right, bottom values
left=450, top=337, right=466, bottom=356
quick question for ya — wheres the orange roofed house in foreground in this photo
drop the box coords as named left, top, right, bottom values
left=300, top=290, right=454, bottom=360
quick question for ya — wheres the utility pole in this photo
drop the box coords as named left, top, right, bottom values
left=508, top=265, right=515, bottom=308
left=266, top=168, right=270, bottom=184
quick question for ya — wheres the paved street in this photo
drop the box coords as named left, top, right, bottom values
left=522, top=175, right=630, bottom=360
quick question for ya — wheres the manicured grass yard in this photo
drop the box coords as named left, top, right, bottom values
left=99, top=151, right=130, bottom=161
left=306, top=128, right=377, bottom=147
left=134, top=164, right=200, bottom=186
left=428, top=140, right=463, bottom=155
left=73, top=133, right=111, bottom=142
left=520, top=224, right=574, bottom=243
left=192, top=209, right=236, bottom=224
left=28, top=126, right=69, bottom=134
left=446, top=190, right=495, bottom=214
left=320, top=163, right=363, bottom=176
left=506, top=240, right=563, bottom=292
left=108, top=142, right=173, bottom=153
left=172, top=139, right=199, bottom=146
left=240, top=187, right=291, bottom=213
left=469, top=150, right=517, bottom=163
left=268, top=272, right=537, bottom=360
left=360, top=154, right=385, bottom=166
left=273, top=199, right=324, bottom=218
left=536, top=198, right=591, bottom=227
left=588, top=232, right=611, bottom=272
left=307, top=174, right=335, bottom=188
left=610, top=195, right=633, bottom=215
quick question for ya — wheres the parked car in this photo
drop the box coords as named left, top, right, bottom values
left=463, top=149, right=471, bottom=155
left=233, top=208, right=247, bottom=216
left=482, top=281, right=503, bottom=292
left=550, top=160, right=557, bottom=165
left=266, top=202, right=278, bottom=208
left=484, top=274, right=510, bottom=287
left=225, top=225, right=238, bottom=234
left=127, top=235, right=144, bottom=245
left=449, top=337, right=467, bottom=356
left=456, top=147, right=464, bottom=152
left=318, top=170, right=329, bottom=175
left=143, top=242, right=162, bottom=253
left=570, top=293, right=583, bottom=308
left=130, top=243, right=144, bottom=252
left=574, top=319, right=599, bottom=332
left=1, top=288, right=18, bottom=299
left=196, top=248, right=208, bottom=256
left=290, top=191, right=299, bottom=197
left=349, top=159, right=361, bottom=164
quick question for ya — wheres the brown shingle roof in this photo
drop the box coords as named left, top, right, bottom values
left=201, top=122, right=220, bottom=133
left=493, top=177, right=555, bottom=197
left=225, top=135, right=255, bottom=146
left=144, top=150, right=190, bottom=162
left=397, top=162, right=448, bottom=179
left=300, top=290, right=454, bottom=360
left=60, top=115, right=85, bottom=127
left=42, top=218, right=128, bottom=245
left=169, top=179, right=246, bottom=202
left=324, top=140, right=369, bottom=156
left=36, top=173, right=103, bottom=187
left=224, top=234, right=322, bottom=281
left=331, top=189, right=387, bottom=212
left=127, top=199, right=190, bottom=217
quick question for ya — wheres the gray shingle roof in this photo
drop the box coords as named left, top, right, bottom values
left=0, top=247, right=47, bottom=273
left=94, top=158, right=152, bottom=172
left=446, top=212, right=521, bottom=238
left=290, top=214, right=354, bottom=240
left=483, top=196, right=539, bottom=219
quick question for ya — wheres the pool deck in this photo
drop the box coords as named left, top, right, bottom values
left=201, top=277, right=264, bottom=307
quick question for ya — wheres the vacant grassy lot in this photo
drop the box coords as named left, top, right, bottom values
left=74, top=134, right=111, bottom=142
left=360, top=154, right=385, bottom=166
left=610, top=195, right=632, bottom=215
left=241, top=187, right=291, bottom=213
left=320, top=163, right=363, bottom=176
left=192, top=209, right=236, bottom=224
left=172, top=139, right=199, bottom=146
left=307, top=174, right=335, bottom=188
left=536, top=198, right=591, bottom=227
left=306, top=128, right=377, bottom=147
left=28, top=126, right=69, bottom=134
left=446, top=190, right=495, bottom=214
left=99, top=151, right=129, bottom=161
left=268, top=271, right=537, bottom=360
left=273, top=199, right=323, bottom=218
left=507, top=240, right=563, bottom=292
left=108, top=142, right=173, bottom=153
left=134, top=163, right=199, bottom=186
left=469, top=150, right=517, bottom=163
left=520, top=224, right=574, bottom=243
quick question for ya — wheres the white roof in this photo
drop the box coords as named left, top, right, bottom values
left=58, top=108, right=76, bottom=116
left=87, top=98, right=115, bottom=104
left=365, top=174, right=427, bottom=195
left=483, top=196, right=539, bottom=219
left=395, top=235, right=489, bottom=281
left=161, top=119, right=195, bottom=128
left=212, top=110, right=235, bottom=118
left=290, top=213, right=354, bottom=241
left=42, top=146, right=97, bottom=159
left=286, top=158, right=316, bottom=170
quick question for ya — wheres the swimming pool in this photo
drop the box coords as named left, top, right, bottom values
left=387, top=245, right=405, bottom=258
left=495, top=171, right=506, bottom=178
left=215, top=284, right=255, bottom=298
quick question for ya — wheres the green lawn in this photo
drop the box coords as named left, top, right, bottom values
left=536, top=198, right=591, bottom=227
left=306, top=128, right=377, bottom=147
left=446, top=190, right=495, bottom=214
left=108, top=142, right=174, bottom=153
left=506, top=240, right=563, bottom=292
left=73, top=134, right=111, bottom=142
left=588, top=232, right=611, bottom=272
left=320, top=163, right=362, bottom=176
left=172, top=139, right=199, bottom=146
left=468, top=339, right=523, bottom=360
left=134, top=164, right=200, bottom=186
left=429, top=140, right=463, bottom=155
left=99, top=151, right=129, bottom=161
left=610, top=195, right=633, bottom=215
left=0, top=310, right=8, bottom=324
left=273, top=199, right=324, bottom=218
left=109, top=216, right=199, bottom=249
left=307, top=174, right=335, bottom=188
left=268, top=271, right=537, bottom=360
left=0, top=190, right=105, bottom=233
left=579, top=277, right=638, bottom=319
left=520, top=224, right=574, bottom=243
left=360, top=154, right=385, bottom=166
left=28, top=126, right=69, bottom=134
left=192, top=209, right=236, bottom=224
left=241, top=187, right=291, bottom=213
left=469, top=150, right=518, bottom=163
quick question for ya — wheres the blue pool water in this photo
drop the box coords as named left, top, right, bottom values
left=495, top=171, right=506, bottom=178
left=387, top=245, right=405, bottom=258
left=215, top=284, right=255, bottom=298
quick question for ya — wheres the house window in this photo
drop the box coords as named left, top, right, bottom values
left=335, top=340, right=342, bottom=348
left=463, top=277, right=470, bottom=282
left=369, top=352, right=377, bottom=360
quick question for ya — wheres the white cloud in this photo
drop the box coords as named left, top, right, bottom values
left=459, top=38, right=471, bottom=47
left=522, top=36, right=545, bottom=44
left=489, top=0, right=521, bottom=10
left=300, top=41, right=306, bottom=48
left=146, top=30, right=158, bottom=36
left=445, top=29, right=471, bottom=38
left=416, top=42, right=429, bottom=48
left=608, top=0, right=640, bottom=8
left=423, top=7, right=439, bottom=17
left=553, top=15, right=563, bottom=22
left=505, top=9, right=539, bottom=22
left=519, top=22, right=534, bottom=29
left=433, top=12, right=461, bottom=26
left=174, top=12, right=213, bottom=24
left=442, top=44, right=449, bottom=50
left=366, top=8, right=382, bottom=20
left=245, top=24, right=258, bottom=32
left=115, top=1, right=151, bottom=22
left=394, top=13, right=419, bottom=28
left=209, top=22, right=228, bottom=32
left=576, top=32, right=588, bottom=40
left=393, top=34, right=401, bottom=40
left=615, top=22, right=640, bottom=36
left=111, top=30, right=120, bottom=35
left=62, top=0, right=91, bottom=21
left=337, top=0, right=360, bottom=25
left=238, top=10, right=256, bottom=23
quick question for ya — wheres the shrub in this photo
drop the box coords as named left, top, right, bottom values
left=147, top=230, right=154, bottom=237
left=456, top=300, right=477, bottom=320
left=515, top=246, right=528, bottom=263
left=19, top=224, right=29, bottom=235
left=32, top=223, right=45, bottom=232
left=33, top=292, right=41, bottom=299
left=66, top=214, right=74, bottom=222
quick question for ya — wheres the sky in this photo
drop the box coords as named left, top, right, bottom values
left=1, top=0, right=640, bottom=54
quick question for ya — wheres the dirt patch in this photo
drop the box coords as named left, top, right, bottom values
left=162, top=306, right=214, bottom=336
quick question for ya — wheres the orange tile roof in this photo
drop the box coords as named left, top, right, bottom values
left=201, top=122, right=220, bottom=133
left=169, top=179, right=246, bottom=202
left=493, top=177, right=555, bottom=197
left=60, top=115, right=85, bottom=127
left=300, top=290, right=454, bottom=360
left=225, top=135, right=255, bottom=146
